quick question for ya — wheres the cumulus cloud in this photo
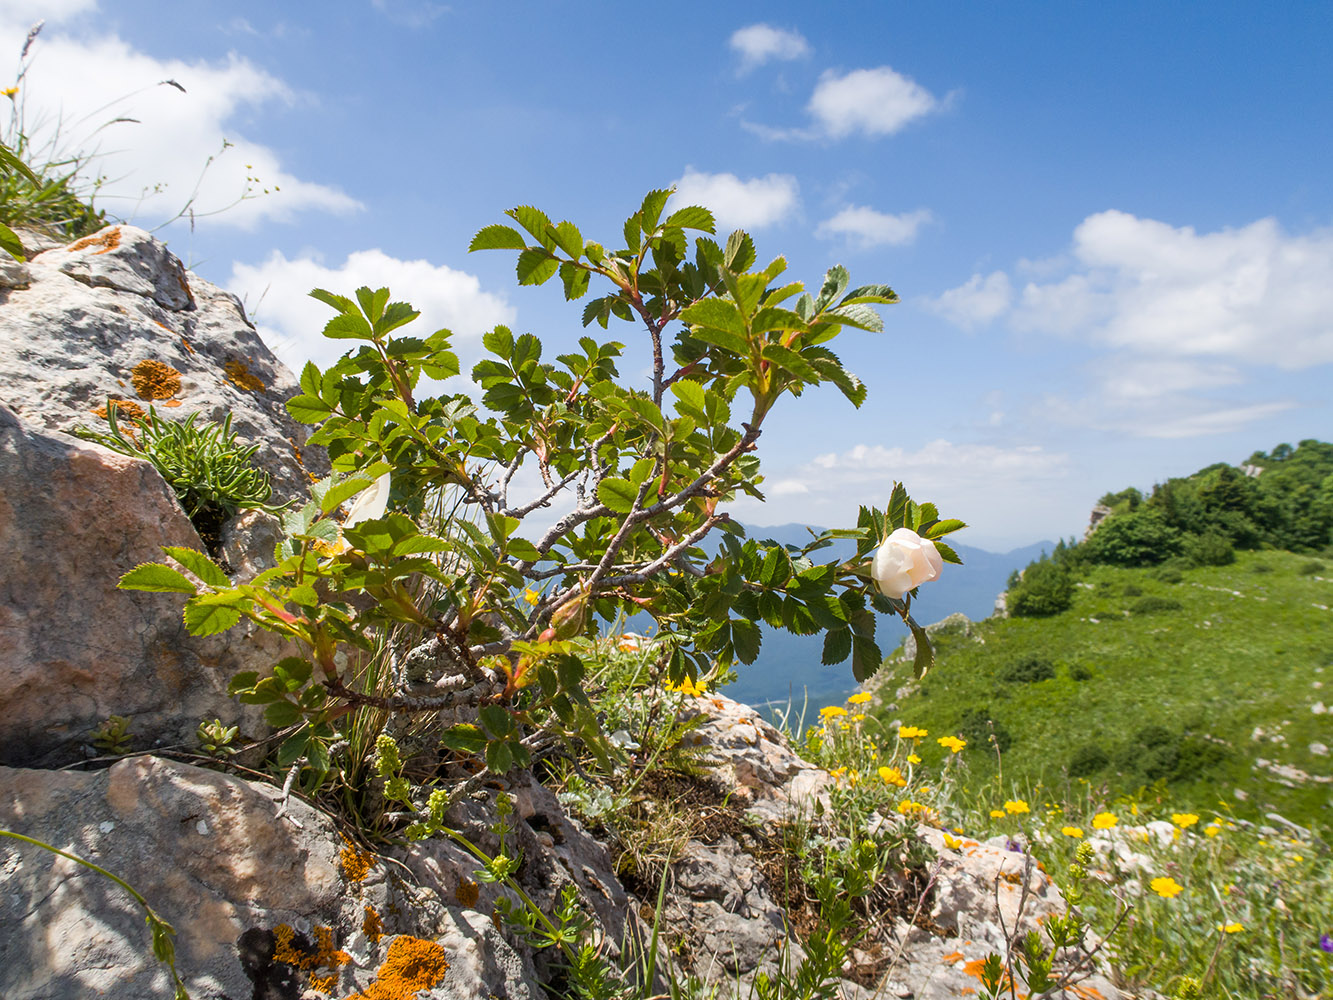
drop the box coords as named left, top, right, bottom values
left=0, top=15, right=360, bottom=231
left=227, top=249, right=514, bottom=378
left=922, top=271, right=1013, bottom=330
left=729, top=24, right=810, bottom=73
left=669, top=167, right=799, bottom=231
left=744, top=65, right=942, bottom=142
left=816, top=205, right=931, bottom=249
left=1012, top=211, right=1333, bottom=368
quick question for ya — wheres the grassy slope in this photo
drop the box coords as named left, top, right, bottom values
left=875, top=548, right=1333, bottom=826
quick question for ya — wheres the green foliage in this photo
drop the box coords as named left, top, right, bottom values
left=1130, top=595, right=1183, bottom=614
left=1083, top=508, right=1181, bottom=566
left=195, top=718, right=238, bottom=759
left=119, top=191, right=963, bottom=790
left=90, top=715, right=133, bottom=755
left=1181, top=529, right=1235, bottom=567
left=957, top=707, right=1013, bottom=755
left=1067, top=742, right=1109, bottom=777
left=74, top=406, right=272, bottom=546
left=998, top=654, right=1055, bottom=684
left=1007, top=559, right=1074, bottom=617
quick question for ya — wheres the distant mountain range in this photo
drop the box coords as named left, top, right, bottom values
left=713, top=526, right=1054, bottom=714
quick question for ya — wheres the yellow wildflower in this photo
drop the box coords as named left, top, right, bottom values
left=853, top=713, right=866, bottom=722
left=942, top=833, right=964, bottom=850
left=1150, top=876, right=1184, bottom=898
left=1204, top=824, right=1221, bottom=837
left=1171, top=813, right=1199, bottom=828
left=1092, top=812, right=1118, bottom=830
left=907, top=753, right=921, bottom=764
left=937, top=735, right=966, bottom=754
left=878, top=765, right=907, bottom=787
left=848, top=692, right=872, bottom=705
left=523, top=588, right=540, bottom=605
left=665, top=676, right=706, bottom=696
left=1219, top=922, right=1243, bottom=934
left=898, top=725, right=928, bottom=739
left=820, top=706, right=849, bottom=720
left=1003, top=799, right=1030, bottom=815
left=989, top=809, right=1005, bottom=819
left=1061, top=826, right=1084, bottom=838
left=1, top=86, right=17, bottom=99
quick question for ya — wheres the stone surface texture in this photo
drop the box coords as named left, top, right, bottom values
left=0, top=223, right=326, bottom=505
left=0, top=405, right=281, bottom=766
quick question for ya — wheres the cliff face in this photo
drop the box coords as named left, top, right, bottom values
left=0, top=227, right=1119, bottom=1000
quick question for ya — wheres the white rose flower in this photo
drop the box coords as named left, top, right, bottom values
left=326, top=472, right=391, bottom=555
left=871, top=527, right=943, bottom=600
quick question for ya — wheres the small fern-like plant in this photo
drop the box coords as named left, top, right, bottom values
left=75, top=404, right=273, bottom=547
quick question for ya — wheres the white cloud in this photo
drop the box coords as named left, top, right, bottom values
left=923, top=271, right=1013, bottom=330
left=227, top=249, right=515, bottom=378
left=808, top=66, right=939, bottom=139
left=1136, top=402, right=1297, bottom=439
left=1, top=17, right=360, bottom=231
left=1098, top=358, right=1242, bottom=402
left=370, top=0, right=449, bottom=28
left=816, top=205, right=931, bottom=249
left=670, top=167, right=799, bottom=231
left=729, top=24, right=810, bottom=73
left=1012, top=211, right=1333, bottom=368
left=809, top=440, right=1069, bottom=483
left=0, top=0, right=96, bottom=28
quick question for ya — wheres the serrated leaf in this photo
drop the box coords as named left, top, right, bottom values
left=851, top=634, right=884, bottom=683
left=681, top=298, right=747, bottom=336
left=162, top=546, right=230, bottom=588
left=440, top=723, right=488, bottom=755
left=822, top=627, right=851, bottom=666
left=320, top=475, right=374, bottom=515
left=469, top=223, right=528, bottom=251
left=0, top=222, right=24, bottom=262
left=664, top=205, right=716, bottom=233
left=516, top=248, right=559, bottom=286
left=559, top=260, right=591, bottom=300
left=309, top=288, right=357, bottom=314
left=547, top=220, right=583, bottom=259
left=826, top=303, right=884, bottom=332
left=287, top=394, right=333, bottom=424
left=375, top=301, right=420, bottom=337
left=670, top=379, right=706, bottom=417
left=596, top=476, right=637, bottom=514
left=183, top=598, right=242, bottom=636
left=924, top=519, right=967, bottom=540
left=355, top=286, right=390, bottom=323
left=321, top=313, right=374, bottom=339
left=731, top=618, right=761, bottom=664
left=933, top=539, right=962, bottom=565
left=119, top=563, right=198, bottom=594
left=639, top=189, right=672, bottom=232
left=264, top=701, right=301, bottom=728
left=507, top=205, right=556, bottom=248
left=724, top=230, right=755, bottom=272
left=908, top=617, right=934, bottom=679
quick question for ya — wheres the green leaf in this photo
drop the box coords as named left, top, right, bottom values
left=286, top=394, right=334, bottom=424
left=934, top=539, right=962, bottom=565
left=547, top=220, right=584, bottom=259
left=559, top=260, right=591, bottom=300
left=724, top=231, right=755, bottom=272
left=516, top=248, right=559, bottom=286
left=374, top=301, right=420, bottom=337
left=355, top=286, right=390, bottom=324
left=486, top=739, right=514, bottom=774
left=826, top=303, right=884, bottom=332
left=322, top=313, right=375, bottom=340
left=162, top=547, right=229, bottom=589
left=822, top=627, right=851, bottom=666
left=119, top=563, right=198, bottom=594
left=596, top=476, right=637, bottom=513
left=664, top=205, right=716, bottom=233
left=639, top=189, right=672, bottom=232
left=908, top=617, right=934, bottom=679
left=669, top=379, right=706, bottom=417
left=309, top=288, right=357, bottom=314
left=0, top=222, right=24, bottom=262
left=760, top=343, right=821, bottom=382
left=731, top=618, right=761, bottom=664
left=264, top=701, right=302, bottom=728
left=227, top=671, right=260, bottom=696
left=320, top=475, right=374, bottom=515
left=681, top=298, right=747, bottom=337
left=923, top=519, right=967, bottom=540
left=815, top=265, right=850, bottom=311
left=507, top=205, right=556, bottom=248
left=851, top=635, right=883, bottom=683
left=0, top=142, right=38, bottom=184
left=440, top=723, right=488, bottom=755
left=183, top=597, right=242, bottom=636
left=469, top=224, right=528, bottom=251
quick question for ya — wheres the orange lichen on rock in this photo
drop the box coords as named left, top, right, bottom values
left=130, top=359, right=181, bottom=400
left=92, top=398, right=146, bottom=422
left=962, top=957, right=1021, bottom=997
left=272, top=923, right=350, bottom=993
left=362, top=906, right=384, bottom=944
left=340, top=841, right=376, bottom=883
left=454, top=878, right=480, bottom=908
left=1071, top=987, right=1106, bottom=1000
left=940, top=951, right=965, bottom=965
left=348, top=936, right=449, bottom=1000
left=68, top=226, right=122, bottom=254
left=179, top=335, right=194, bottom=354
left=224, top=358, right=266, bottom=392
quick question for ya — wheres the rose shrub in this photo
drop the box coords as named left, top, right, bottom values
left=870, top=527, right=943, bottom=599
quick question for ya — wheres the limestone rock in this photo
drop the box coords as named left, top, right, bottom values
left=0, top=406, right=281, bottom=766
left=0, top=224, right=326, bottom=506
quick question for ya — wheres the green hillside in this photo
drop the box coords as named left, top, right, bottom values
left=874, top=441, right=1333, bottom=827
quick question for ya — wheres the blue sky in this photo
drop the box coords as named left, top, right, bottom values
left=4, top=0, right=1331, bottom=549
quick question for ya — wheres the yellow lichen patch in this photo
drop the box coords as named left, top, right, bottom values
left=454, top=878, right=480, bottom=908
left=68, top=226, right=122, bottom=254
left=348, top=936, right=449, bottom=1000
left=179, top=335, right=194, bottom=354
left=272, top=923, right=350, bottom=993
left=130, top=359, right=181, bottom=400
left=340, top=841, right=376, bottom=883
left=224, top=358, right=266, bottom=392
left=362, top=906, right=384, bottom=944
left=92, top=398, right=146, bottom=423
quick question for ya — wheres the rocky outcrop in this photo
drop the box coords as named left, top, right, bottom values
left=0, top=406, right=285, bottom=767
left=0, top=224, right=326, bottom=505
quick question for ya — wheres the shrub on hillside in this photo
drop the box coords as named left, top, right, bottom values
left=1154, top=566, right=1184, bottom=584
left=1130, top=595, right=1183, bottom=614
left=1182, top=529, right=1236, bottom=567
left=1083, top=509, right=1181, bottom=566
left=1068, top=663, right=1094, bottom=681
left=957, top=707, right=1013, bottom=755
left=1007, top=560, right=1074, bottom=617
left=998, top=655, right=1056, bottom=684
left=1299, top=561, right=1325, bottom=575
left=1068, top=742, right=1109, bottom=777
left=1122, top=583, right=1143, bottom=597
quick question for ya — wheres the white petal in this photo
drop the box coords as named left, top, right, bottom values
left=344, top=472, right=391, bottom=527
